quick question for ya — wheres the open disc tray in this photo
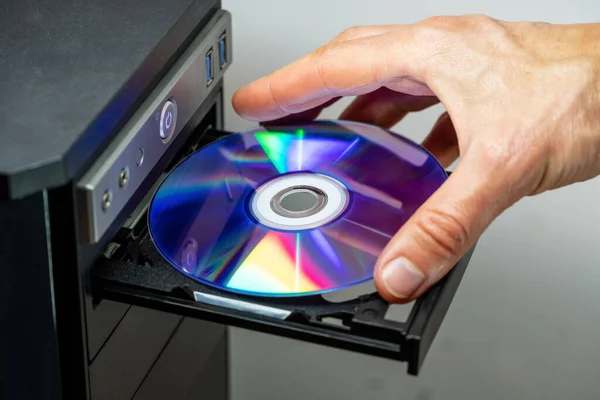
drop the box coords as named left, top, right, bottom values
left=91, top=188, right=474, bottom=376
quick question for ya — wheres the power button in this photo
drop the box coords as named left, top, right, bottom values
left=159, top=100, right=177, bottom=142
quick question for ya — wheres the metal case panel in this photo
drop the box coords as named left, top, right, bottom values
left=88, top=307, right=182, bottom=400
left=132, top=318, right=228, bottom=400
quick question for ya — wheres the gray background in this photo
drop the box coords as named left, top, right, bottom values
left=220, top=1, right=600, bottom=399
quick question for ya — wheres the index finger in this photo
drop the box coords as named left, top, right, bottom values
left=231, top=29, right=434, bottom=122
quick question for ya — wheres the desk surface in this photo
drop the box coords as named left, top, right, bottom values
left=0, top=0, right=220, bottom=199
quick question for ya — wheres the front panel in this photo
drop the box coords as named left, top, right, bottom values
left=44, top=8, right=233, bottom=400
left=76, top=10, right=232, bottom=245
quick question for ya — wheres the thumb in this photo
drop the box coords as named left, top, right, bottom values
left=373, top=153, right=511, bottom=303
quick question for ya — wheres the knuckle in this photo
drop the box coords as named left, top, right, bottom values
left=405, top=21, right=451, bottom=77
left=470, top=138, right=542, bottom=198
left=464, top=13, right=497, bottom=27
left=413, top=208, right=469, bottom=259
left=314, top=42, right=338, bottom=59
left=417, top=14, right=498, bottom=36
left=412, top=17, right=449, bottom=42
left=336, top=26, right=362, bottom=41
left=266, top=80, right=286, bottom=113
left=476, top=140, right=530, bottom=190
left=475, top=139, right=521, bottom=172
left=407, top=15, right=500, bottom=79
left=418, top=15, right=455, bottom=29
left=313, top=42, right=344, bottom=83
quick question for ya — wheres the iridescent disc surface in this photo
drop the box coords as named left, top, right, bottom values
left=148, top=120, right=447, bottom=297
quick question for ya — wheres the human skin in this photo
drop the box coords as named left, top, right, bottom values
left=231, top=15, right=600, bottom=304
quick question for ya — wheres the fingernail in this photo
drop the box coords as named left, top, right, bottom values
left=381, top=258, right=425, bottom=299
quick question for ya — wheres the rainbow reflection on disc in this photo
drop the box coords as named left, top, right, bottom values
left=147, top=120, right=447, bottom=297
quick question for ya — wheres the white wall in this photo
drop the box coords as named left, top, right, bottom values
left=221, top=1, right=600, bottom=399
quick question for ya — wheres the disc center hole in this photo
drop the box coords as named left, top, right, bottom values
left=280, top=188, right=319, bottom=213
left=271, top=185, right=328, bottom=218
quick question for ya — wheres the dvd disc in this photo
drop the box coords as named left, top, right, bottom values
left=148, top=120, right=447, bottom=297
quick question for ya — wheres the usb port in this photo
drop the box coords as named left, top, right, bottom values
left=205, top=48, right=213, bottom=86
left=218, top=31, right=227, bottom=69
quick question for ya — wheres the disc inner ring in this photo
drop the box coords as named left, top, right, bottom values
left=249, top=172, right=349, bottom=231
left=270, top=185, right=328, bottom=218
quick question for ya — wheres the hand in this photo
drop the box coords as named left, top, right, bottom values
left=231, top=15, right=600, bottom=303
